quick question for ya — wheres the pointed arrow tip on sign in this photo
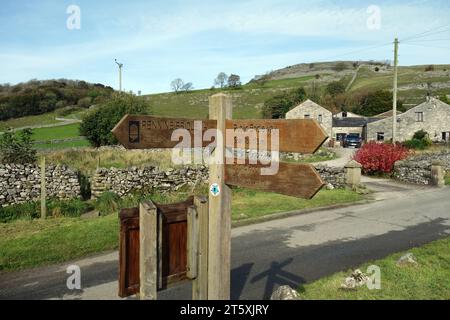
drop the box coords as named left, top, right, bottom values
left=111, top=114, right=130, bottom=135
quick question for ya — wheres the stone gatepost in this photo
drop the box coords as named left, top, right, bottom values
left=431, top=160, right=445, bottom=187
left=345, top=160, right=362, bottom=187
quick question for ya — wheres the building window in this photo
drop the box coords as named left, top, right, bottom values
left=377, top=132, right=385, bottom=141
left=304, top=114, right=311, bottom=119
left=342, top=112, right=348, bottom=118
left=318, top=114, right=323, bottom=123
left=416, top=112, right=424, bottom=122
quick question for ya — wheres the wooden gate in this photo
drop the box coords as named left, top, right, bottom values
left=118, top=197, right=193, bottom=298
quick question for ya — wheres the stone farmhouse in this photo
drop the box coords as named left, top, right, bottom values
left=367, top=98, right=450, bottom=142
left=286, top=100, right=333, bottom=142
left=286, top=98, right=450, bottom=144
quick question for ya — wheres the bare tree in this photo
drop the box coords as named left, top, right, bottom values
left=214, top=72, right=228, bottom=88
left=171, top=78, right=184, bottom=93
left=182, top=82, right=194, bottom=93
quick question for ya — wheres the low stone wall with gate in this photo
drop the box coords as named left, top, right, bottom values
left=393, top=152, right=450, bottom=185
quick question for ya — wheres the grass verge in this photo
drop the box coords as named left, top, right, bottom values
left=445, top=173, right=450, bottom=186
left=298, top=237, right=450, bottom=300
left=0, top=188, right=363, bottom=272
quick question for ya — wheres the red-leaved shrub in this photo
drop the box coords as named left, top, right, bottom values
left=353, top=142, right=411, bottom=174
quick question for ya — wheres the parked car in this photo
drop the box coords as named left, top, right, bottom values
left=343, top=133, right=362, bottom=148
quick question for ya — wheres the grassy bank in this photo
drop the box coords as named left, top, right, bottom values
left=0, top=188, right=363, bottom=272
left=298, top=237, right=450, bottom=300
left=44, top=148, right=175, bottom=174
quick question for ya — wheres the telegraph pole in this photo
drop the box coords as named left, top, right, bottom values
left=392, top=38, right=399, bottom=143
left=115, top=59, right=123, bottom=93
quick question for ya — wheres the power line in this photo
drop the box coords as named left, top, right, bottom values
left=403, top=43, right=450, bottom=50
left=404, top=38, right=450, bottom=42
left=401, top=23, right=450, bottom=42
left=402, top=27, right=450, bottom=43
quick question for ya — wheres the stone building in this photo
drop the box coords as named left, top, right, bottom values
left=367, top=98, right=450, bottom=142
left=333, top=111, right=363, bottom=118
left=332, top=117, right=379, bottom=143
left=286, top=99, right=333, bottom=141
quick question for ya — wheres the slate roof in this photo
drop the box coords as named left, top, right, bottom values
left=333, top=117, right=379, bottom=128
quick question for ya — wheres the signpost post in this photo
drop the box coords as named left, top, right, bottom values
left=112, top=93, right=328, bottom=300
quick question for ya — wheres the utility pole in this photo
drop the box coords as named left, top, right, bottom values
left=115, top=59, right=123, bottom=93
left=392, top=38, right=399, bottom=143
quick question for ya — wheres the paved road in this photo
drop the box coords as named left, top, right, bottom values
left=1, top=179, right=449, bottom=300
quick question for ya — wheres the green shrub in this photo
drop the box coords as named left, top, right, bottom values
left=0, top=198, right=90, bottom=223
left=80, top=93, right=151, bottom=147
left=413, top=130, right=428, bottom=141
left=94, top=192, right=121, bottom=216
left=48, top=199, right=90, bottom=218
left=0, top=129, right=37, bottom=164
left=403, top=138, right=432, bottom=150
left=404, top=130, right=432, bottom=150
left=0, top=202, right=40, bottom=223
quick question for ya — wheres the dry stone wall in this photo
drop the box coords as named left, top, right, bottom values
left=394, top=152, right=450, bottom=185
left=1, top=162, right=348, bottom=206
left=0, top=164, right=80, bottom=206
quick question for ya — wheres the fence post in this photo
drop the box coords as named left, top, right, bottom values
left=139, top=201, right=158, bottom=300
left=192, top=196, right=209, bottom=300
left=208, top=93, right=232, bottom=300
left=431, top=160, right=445, bottom=187
left=40, top=156, right=47, bottom=219
left=345, top=160, right=362, bottom=187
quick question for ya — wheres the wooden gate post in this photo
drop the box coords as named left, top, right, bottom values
left=187, top=205, right=199, bottom=281
left=139, top=201, right=158, bottom=300
left=208, top=93, right=232, bottom=300
left=192, top=196, right=208, bottom=300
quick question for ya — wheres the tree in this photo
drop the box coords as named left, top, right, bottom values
left=214, top=73, right=228, bottom=88
left=181, top=82, right=194, bottom=93
left=0, top=129, right=37, bottom=164
left=262, top=87, right=307, bottom=119
left=326, top=81, right=346, bottom=97
left=334, top=62, right=347, bottom=72
left=170, top=78, right=184, bottom=93
left=80, top=93, right=151, bottom=147
left=227, top=74, right=241, bottom=88
left=353, top=90, right=404, bottom=116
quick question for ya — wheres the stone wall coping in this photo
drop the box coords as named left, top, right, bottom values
left=344, top=160, right=362, bottom=169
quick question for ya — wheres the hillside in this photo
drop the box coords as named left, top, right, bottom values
left=0, top=79, right=114, bottom=123
left=146, top=61, right=450, bottom=119
left=1, top=61, right=449, bottom=133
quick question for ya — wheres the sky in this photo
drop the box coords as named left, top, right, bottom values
left=0, top=0, right=449, bottom=94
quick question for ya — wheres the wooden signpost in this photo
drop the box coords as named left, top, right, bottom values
left=112, top=115, right=327, bottom=154
left=113, top=93, right=328, bottom=300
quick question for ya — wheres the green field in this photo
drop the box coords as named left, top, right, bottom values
left=0, top=188, right=363, bottom=272
left=29, top=123, right=82, bottom=142
left=298, top=237, right=450, bottom=300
